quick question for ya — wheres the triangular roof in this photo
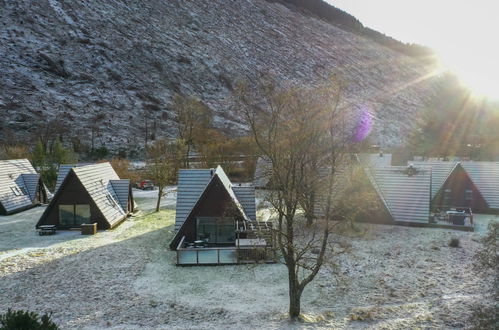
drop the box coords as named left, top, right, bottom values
left=410, top=160, right=499, bottom=209
left=0, top=159, right=51, bottom=214
left=171, top=166, right=255, bottom=249
left=37, top=163, right=132, bottom=228
left=175, top=166, right=255, bottom=231
left=54, top=163, right=93, bottom=192
left=409, top=161, right=459, bottom=199
left=366, top=165, right=431, bottom=223
left=460, top=161, right=499, bottom=209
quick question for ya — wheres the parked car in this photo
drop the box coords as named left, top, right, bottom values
left=136, top=180, right=154, bottom=190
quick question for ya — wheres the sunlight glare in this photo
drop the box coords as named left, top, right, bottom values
left=437, top=37, right=499, bottom=99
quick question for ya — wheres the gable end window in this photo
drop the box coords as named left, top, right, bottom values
left=59, top=204, right=91, bottom=226
left=465, top=189, right=473, bottom=201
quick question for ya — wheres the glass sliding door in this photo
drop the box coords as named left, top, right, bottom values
left=58, top=204, right=91, bottom=226
left=75, top=205, right=91, bottom=225
left=197, top=217, right=217, bottom=242
left=59, top=205, right=74, bottom=226
left=196, top=217, right=235, bottom=244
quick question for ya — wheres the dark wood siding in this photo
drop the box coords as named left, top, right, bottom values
left=37, top=171, right=109, bottom=229
left=433, top=165, right=488, bottom=212
left=178, top=176, right=242, bottom=244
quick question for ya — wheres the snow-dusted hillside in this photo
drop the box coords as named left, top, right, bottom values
left=0, top=0, right=438, bottom=152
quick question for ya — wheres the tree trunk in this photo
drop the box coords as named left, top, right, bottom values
left=185, top=143, right=191, bottom=168
left=306, top=192, right=315, bottom=227
left=288, top=266, right=302, bottom=319
left=155, top=187, right=163, bottom=212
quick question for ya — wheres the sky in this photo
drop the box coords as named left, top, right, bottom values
left=326, top=0, right=499, bottom=98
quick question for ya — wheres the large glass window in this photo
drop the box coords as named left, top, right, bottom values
left=59, top=204, right=91, bottom=226
left=59, top=205, right=74, bottom=226
left=197, top=217, right=235, bottom=244
left=75, top=205, right=91, bottom=225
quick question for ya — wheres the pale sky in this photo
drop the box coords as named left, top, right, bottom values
left=326, top=0, right=499, bottom=98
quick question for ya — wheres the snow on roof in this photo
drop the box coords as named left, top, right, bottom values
left=174, top=166, right=255, bottom=232
left=0, top=159, right=46, bottom=214
left=358, top=153, right=392, bottom=168
left=409, top=160, right=499, bottom=209
left=54, top=163, right=93, bottom=192
left=367, top=166, right=431, bottom=223
left=461, top=161, right=499, bottom=209
left=71, top=163, right=129, bottom=228
left=409, top=161, right=459, bottom=199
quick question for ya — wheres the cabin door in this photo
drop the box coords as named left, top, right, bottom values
left=59, top=204, right=91, bottom=226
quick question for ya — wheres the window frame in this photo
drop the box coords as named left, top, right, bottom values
left=10, top=186, right=26, bottom=196
left=58, top=204, right=92, bottom=226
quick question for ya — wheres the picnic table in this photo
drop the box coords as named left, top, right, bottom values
left=38, top=225, right=56, bottom=236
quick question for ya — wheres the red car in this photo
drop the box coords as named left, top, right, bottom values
left=137, top=180, right=154, bottom=190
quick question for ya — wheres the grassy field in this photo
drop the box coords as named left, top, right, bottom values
left=0, top=200, right=496, bottom=329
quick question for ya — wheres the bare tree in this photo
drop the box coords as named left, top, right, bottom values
left=0, top=145, right=30, bottom=160
left=172, top=94, right=212, bottom=167
left=237, top=75, right=353, bottom=319
left=146, top=139, right=182, bottom=212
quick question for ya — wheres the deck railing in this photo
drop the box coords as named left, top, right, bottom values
left=176, top=237, right=276, bottom=265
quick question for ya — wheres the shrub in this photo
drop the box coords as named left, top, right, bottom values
left=449, top=237, right=460, bottom=248
left=0, top=309, right=59, bottom=330
left=468, top=221, right=499, bottom=329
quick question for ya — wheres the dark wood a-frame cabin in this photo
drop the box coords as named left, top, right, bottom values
left=36, top=163, right=134, bottom=230
left=0, top=159, right=52, bottom=215
left=410, top=161, right=492, bottom=213
left=171, top=166, right=274, bottom=265
left=432, top=163, right=488, bottom=212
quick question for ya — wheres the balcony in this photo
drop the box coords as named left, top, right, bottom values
left=175, top=236, right=276, bottom=265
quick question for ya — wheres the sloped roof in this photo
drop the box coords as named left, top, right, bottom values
left=214, top=166, right=252, bottom=222
left=174, top=166, right=255, bottom=232
left=54, top=163, right=92, bottom=192
left=71, top=163, right=128, bottom=227
left=110, top=179, right=132, bottom=211
left=21, top=173, right=41, bottom=202
left=367, top=166, right=431, bottom=223
left=461, top=161, right=499, bottom=209
left=40, top=163, right=131, bottom=228
left=232, top=186, right=256, bottom=221
left=358, top=153, right=392, bottom=168
left=175, top=169, right=214, bottom=231
left=409, top=161, right=458, bottom=199
left=54, top=164, right=75, bottom=192
left=409, top=160, right=499, bottom=209
left=0, top=159, right=42, bottom=213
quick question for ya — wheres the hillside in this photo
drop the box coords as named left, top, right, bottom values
left=0, top=0, right=438, bottom=154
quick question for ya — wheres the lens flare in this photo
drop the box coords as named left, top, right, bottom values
left=353, top=106, right=373, bottom=142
